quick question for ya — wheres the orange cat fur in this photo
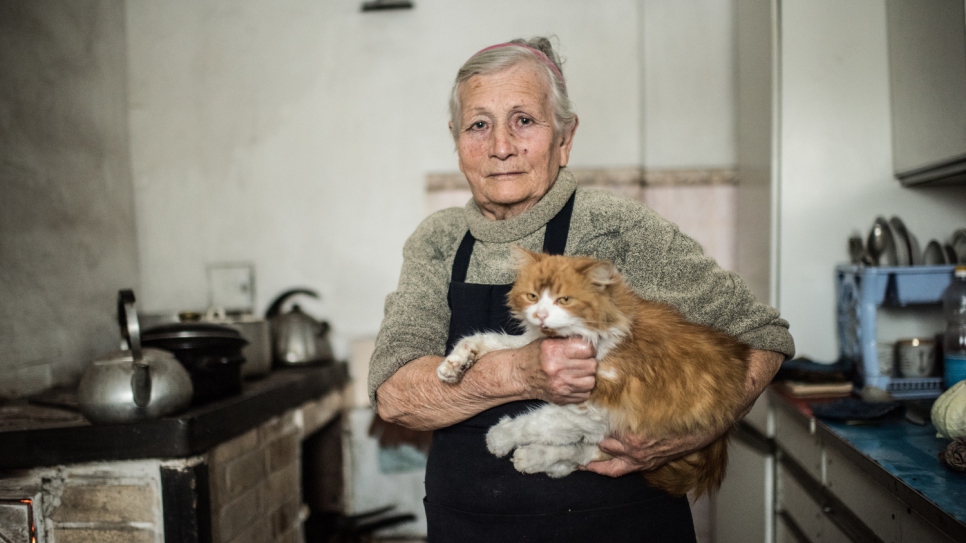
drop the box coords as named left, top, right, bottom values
left=437, top=247, right=750, bottom=497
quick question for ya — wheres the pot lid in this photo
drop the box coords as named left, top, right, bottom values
left=142, top=322, right=243, bottom=342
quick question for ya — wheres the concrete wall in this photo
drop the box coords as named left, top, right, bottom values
left=0, top=0, right=138, bottom=397
left=125, top=0, right=739, bottom=359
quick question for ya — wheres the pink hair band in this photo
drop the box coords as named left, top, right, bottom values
left=473, top=42, right=566, bottom=90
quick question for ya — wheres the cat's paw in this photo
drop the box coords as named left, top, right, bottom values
left=511, top=445, right=579, bottom=478
left=485, top=417, right=519, bottom=457
left=589, top=448, right=613, bottom=463
left=436, top=355, right=465, bottom=384
left=436, top=339, right=482, bottom=383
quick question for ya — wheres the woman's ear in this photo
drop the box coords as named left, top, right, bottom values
left=510, top=245, right=540, bottom=269
left=557, top=115, right=579, bottom=167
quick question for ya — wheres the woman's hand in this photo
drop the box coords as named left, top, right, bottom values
left=581, top=430, right=720, bottom=477
left=582, top=349, right=784, bottom=477
left=517, top=337, right=597, bottom=405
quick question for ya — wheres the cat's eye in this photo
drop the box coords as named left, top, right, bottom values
left=557, top=296, right=572, bottom=305
left=525, top=293, right=538, bottom=301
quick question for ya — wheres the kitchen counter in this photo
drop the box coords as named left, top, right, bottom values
left=768, top=386, right=966, bottom=542
left=0, top=362, right=349, bottom=469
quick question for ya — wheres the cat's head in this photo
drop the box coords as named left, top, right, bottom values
left=507, top=246, right=624, bottom=337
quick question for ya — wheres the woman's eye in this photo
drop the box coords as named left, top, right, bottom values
left=470, top=121, right=486, bottom=130
left=518, top=117, right=532, bottom=125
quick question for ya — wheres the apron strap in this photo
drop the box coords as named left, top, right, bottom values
left=543, top=191, right=576, bottom=255
left=451, top=231, right=476, bottom=283
left=451, top=190, right=577, bottom=283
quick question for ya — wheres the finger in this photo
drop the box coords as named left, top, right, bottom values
left=582, top=458, right=635, bottom=478
left=563, top=337, right=596, bottom=358
left=544, top=337, right=595, bottom=360
left=597, top=437, right=626, bottom=455
left=566, top=375, right=596, bottom=392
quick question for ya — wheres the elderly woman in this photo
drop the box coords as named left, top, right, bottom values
left=369, top=37, right=794, bottom=542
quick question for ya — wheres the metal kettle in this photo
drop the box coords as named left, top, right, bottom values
left=265, top=288, right=334, bottom=366
left=77, top=290, right=194, bottom=424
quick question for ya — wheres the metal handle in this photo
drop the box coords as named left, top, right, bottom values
left=118, top=290, right=151, bottom=407
left=118, top=289, right=143, bottom=363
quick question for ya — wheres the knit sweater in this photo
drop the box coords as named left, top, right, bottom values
left=368, top=169, right=795, bottom=406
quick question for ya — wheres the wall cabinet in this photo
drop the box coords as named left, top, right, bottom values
left=886, top=0, right=966, bottom=186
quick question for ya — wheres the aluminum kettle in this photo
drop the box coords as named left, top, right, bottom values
left=265, top=288, right=334, bottom=366
left=77, top=290, right=194, bottom=424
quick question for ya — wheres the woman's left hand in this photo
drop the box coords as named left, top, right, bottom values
left=581, top=429, right=720, bottom=477
left=582, top=349, right=784, bottom=477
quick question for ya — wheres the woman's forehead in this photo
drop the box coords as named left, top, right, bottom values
left=459, top=63, right=552, bottom=113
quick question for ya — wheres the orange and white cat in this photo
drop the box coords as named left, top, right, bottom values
left=436, top=247, right=750, bottom=497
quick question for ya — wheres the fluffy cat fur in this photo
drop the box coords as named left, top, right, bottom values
left=436, top=247, right=750, bottom=497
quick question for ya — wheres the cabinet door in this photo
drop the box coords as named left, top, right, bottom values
left=887, top=0, right=966, bottom=185
left=715, top=434, right=772, bottom=543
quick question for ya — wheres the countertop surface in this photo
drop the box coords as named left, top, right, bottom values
left=0, top=363, right=349, bottom=469
left=769, top=387, right=966, bottom=540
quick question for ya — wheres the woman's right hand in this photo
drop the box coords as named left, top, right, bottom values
left=518, top=337, right=597, bottom=404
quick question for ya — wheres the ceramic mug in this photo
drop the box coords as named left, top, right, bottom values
left=897, top=338, right=936, bottom=378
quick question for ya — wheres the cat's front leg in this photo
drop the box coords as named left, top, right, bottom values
left=485, top=403, right=610, bottom=457
left=436, top=331, right=536, bottom=384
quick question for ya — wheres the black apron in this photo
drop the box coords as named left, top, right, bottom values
left=424, top=193, right=696, bottom=543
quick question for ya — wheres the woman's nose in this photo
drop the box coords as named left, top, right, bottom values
left=489, top=124, right=516, bottom=159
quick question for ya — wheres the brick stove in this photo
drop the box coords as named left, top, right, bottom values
left=0, top=365, right=349, bottom=543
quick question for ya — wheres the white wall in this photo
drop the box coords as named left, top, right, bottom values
left=642, top=0, right=737, bottom=169
left=777, top=0, right=966, bottom=360
left=126, top=0, right=740, bottom=358
left=126, top=0, right=645, bottom=356
left=0, top=0, right=138, bottom=396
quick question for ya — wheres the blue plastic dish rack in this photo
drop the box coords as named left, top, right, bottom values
left=836, top=264, right=955, bottom=399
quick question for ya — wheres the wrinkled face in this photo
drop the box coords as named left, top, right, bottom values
left=453, top=62, right=575, bottom=220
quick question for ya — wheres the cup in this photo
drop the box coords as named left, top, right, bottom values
left=876, top=341, right=895, bottom=376
left=897, top=338, right=936, bottom=378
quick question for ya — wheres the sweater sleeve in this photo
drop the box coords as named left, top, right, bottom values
left=623, top=211, right=794, bottom=358
left=572, top=190, right=795, bottom=359
left=367, top=209, right=464, bottom=407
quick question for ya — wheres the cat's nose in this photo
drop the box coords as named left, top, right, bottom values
left=535, top=308, right=548, bottom=321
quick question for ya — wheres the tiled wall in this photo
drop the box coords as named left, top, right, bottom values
left=426, top=167, right=738, bottom=271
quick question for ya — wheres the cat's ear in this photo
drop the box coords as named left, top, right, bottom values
left=586, top=260, right=619, bottom=289
left=510, top=245, right=540, bottom=268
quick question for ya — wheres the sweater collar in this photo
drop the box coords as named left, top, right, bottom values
left=463, top=169, right=577, bottom=243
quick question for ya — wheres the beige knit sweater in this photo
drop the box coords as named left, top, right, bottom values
left=368, top=170, right=795, bottom=405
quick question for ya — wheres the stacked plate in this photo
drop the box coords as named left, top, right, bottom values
left=851, top=219, right=965, bottom=266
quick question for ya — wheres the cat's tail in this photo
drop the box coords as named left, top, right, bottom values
left=643, top=434, right=728, bottom=499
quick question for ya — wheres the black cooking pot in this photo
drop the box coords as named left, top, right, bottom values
left=141, top=322, right=248, bottom=404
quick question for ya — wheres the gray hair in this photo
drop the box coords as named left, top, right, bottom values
left=448, top=37, right=576, bottom=140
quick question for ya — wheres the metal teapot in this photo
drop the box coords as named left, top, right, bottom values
left=265, top=288, right=334, bottom=366
left=77, top=290, right=193, bottom=424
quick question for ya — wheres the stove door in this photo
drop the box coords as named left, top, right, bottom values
left=0, top=497, right=39, bottom=543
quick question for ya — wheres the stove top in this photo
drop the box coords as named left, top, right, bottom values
left=0, top=363, right=348, bottom=469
